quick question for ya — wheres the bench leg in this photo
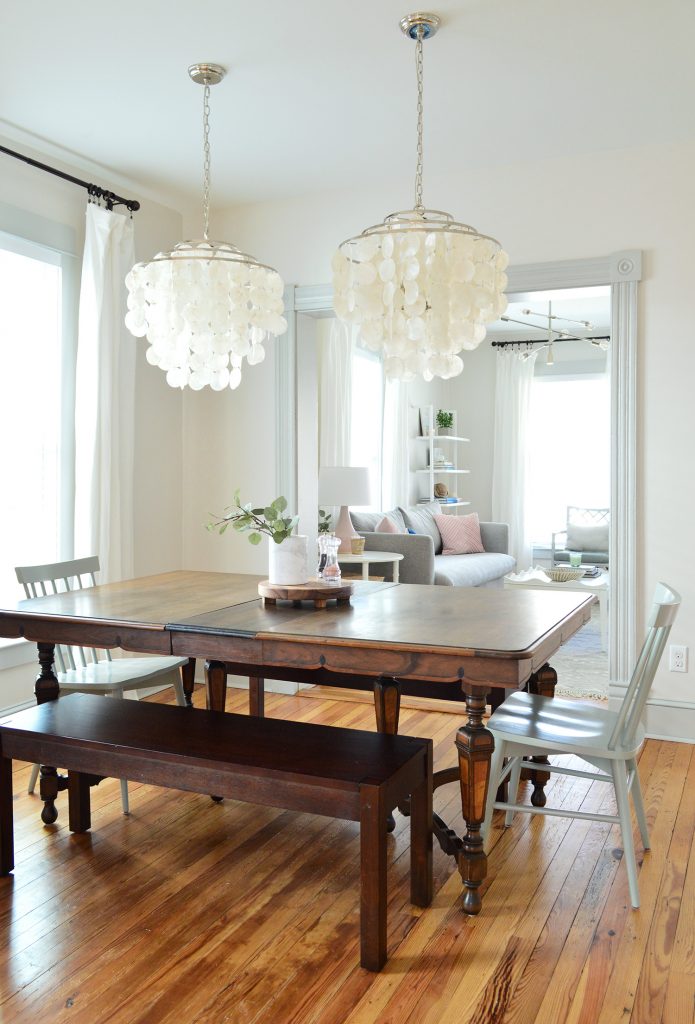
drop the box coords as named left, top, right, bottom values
left=1, top=756, right=14, bottom=876
left=410, top=746, right=433, bottom=908
left=249, top=676, right=265, bottom=717
left=359, top=782, right=387, bottom=971
left=68, top=771, right=91, bottom=834
left=373, top=677, right=401, bottom=833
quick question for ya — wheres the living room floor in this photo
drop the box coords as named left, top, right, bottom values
left=1, top=684, right=689, bottom=1024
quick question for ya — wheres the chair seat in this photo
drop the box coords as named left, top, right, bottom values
left=58, top=656, right=188, bottom=693
left=488, top=691, right=645, bottom=761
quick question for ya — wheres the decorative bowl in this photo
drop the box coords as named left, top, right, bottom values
left=546, top=567, right=585, bottom=582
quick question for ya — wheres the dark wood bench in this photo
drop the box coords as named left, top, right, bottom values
left=0, top=693, right=432, bottom=971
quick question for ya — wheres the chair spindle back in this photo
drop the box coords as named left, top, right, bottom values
left=15, top=557, right=110, bottom=674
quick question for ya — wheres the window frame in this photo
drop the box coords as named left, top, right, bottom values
left=0, top=210, right=78, bottom=668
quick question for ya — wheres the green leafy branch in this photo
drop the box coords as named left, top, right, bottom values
left=206, top=491, right=299, bottom=546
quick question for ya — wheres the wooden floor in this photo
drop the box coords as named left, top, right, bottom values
left=1, top=686, right=694, bottom=1024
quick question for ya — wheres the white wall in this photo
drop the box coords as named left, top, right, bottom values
left=0, top=134, right=186, bottom=710
left=200, top=139, right=695, bottom=710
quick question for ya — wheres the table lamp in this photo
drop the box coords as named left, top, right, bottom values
left=319, top=466, right=372, bottom=553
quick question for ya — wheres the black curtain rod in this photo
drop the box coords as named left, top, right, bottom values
left=0, top=144, right=140, bottom=213
left=492, top=335, right=610, bottom=348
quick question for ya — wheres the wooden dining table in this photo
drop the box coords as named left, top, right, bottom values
left=0, top=570, right=593, bottom=915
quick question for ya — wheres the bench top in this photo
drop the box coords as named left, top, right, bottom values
left=0, top=694, right=428, bottom=788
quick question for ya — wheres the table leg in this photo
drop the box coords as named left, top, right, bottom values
left=393, top=560, right=399, bottom=584
left=35, top=642, right=60, bottom=704
left=205, top=660, right=228, bottom=713
left=249, top=676, right=265, bottom=717
left=362, top=563, right=369, bottom=581
left=35, top=643, right=63, bottom=825
left=527, top=664, right=557, bottom=807
left=599, top=591, right=608, bottom=651
left=455, top=685, right=494, bottom=916
left=373, top=677, right=402, bottom=833
left=180, top=658, right=196, bottom=707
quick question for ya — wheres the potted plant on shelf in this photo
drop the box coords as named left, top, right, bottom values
left=207, top=492, right=308, bottom=585
left=436, top=409, right=454, bottom=435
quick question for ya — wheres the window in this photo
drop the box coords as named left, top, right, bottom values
left=0, top=231, right=76, bottom=607
left=349, top=347, right=384, bottom=511
left=526, top=375, right=610, bottom=546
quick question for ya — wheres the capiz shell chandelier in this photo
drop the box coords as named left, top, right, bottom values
left=125, top=63, right=286, bottom=391
left=332, top=14, right=509, bottom=383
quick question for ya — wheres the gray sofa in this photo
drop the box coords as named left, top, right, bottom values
left=350, top=505, right=515, bottom=587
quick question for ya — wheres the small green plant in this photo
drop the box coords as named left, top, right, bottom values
left=207, top=491, right=298, bottom=545
left=436, top=409, right=454, bottom=430
left=318, top=507, right=332, bottom=534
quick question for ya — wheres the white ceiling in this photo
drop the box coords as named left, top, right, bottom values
left=1, top=1, right=694, bottom=209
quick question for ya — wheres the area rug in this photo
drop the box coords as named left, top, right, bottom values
left=552, top=605, right=609, bottom=700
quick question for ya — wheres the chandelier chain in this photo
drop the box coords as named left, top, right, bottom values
left=415, top=26, right=425, bottom=213
left=202, top=83, right=212, bottom=240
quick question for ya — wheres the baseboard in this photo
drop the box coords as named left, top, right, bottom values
left=297, top=684, right=467, bottom=715
left=0, top=697, right=36, bottom=718
left=227, top=675, right=300, bottom=696
left=609, top=684, right=695, bottom=744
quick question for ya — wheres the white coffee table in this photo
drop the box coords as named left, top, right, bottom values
left=337, top=550, right=404, bottom=583
left=504, top=569, right=609, bottom=650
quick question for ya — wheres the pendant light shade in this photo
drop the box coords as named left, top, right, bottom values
left=332, top=14, right=509, bottom=383
left=125, top=63, right=286, bottom=391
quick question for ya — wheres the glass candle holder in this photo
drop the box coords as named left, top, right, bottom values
left=569, top=551, right=582, bottom=568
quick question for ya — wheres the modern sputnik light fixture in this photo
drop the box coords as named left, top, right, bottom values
left=332, top=14, right=509, bottom=382
left=124, top=63, right=286, bottom=391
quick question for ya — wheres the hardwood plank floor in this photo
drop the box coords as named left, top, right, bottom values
left=1, top=686, right=693, bottom=1024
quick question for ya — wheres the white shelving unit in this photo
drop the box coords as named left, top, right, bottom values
left=413, top=405, right=471, bottom=513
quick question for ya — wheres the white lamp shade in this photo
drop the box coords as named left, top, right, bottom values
left=319, top=466, right=372, bottom=507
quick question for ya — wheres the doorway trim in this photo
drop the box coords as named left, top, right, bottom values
left=278, top=251, right=641, bottom=694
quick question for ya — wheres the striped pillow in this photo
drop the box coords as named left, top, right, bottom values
left=434, top=513, right=485, bottom=555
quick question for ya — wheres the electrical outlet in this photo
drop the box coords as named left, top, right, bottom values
left=669, top=645, right=688, bottom=673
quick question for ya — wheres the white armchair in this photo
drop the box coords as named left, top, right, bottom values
left=551, top=505, right=609, bottom=565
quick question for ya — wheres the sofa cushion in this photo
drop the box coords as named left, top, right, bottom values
left=376, top=516, right=401, bottom=534
left=399, top=503, right=443, bottom=555
left=434, top=552, right=516, bottom=587
left=435, top=513, right=485, bottom=555
left=350, top=508, right=405, bottom=533
left=566, top=523, right=609, bottom=553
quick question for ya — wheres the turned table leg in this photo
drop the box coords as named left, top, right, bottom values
left=455, top=685, right=494, bottom=916
left=527, top=664, right=557, bottom=807
left=373, top=677, right=402, bottom=833
left=35, top=643, right=63, bottom=825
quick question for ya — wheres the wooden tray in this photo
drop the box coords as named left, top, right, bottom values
left=258, top=579, right=353, bottom=609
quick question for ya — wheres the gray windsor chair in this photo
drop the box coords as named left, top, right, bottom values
left=482, top=582, right=680, bottom=908
left=15, top=556, right=190, bottom=814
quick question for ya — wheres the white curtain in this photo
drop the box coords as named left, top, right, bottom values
left=492, top=349, right=538, bottom=568
left=381, top=379, right=410, bottom=509
left=74, top=203, right=136, bottom=583
left=319, top=319, right=354, bottom=467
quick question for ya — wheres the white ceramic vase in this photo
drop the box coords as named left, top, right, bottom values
left=268, top=535, right=310, bottom=586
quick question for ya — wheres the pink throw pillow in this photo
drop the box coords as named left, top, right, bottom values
left=376, top=516, right=400, bottom=534
left=435, top=513, right=485, bottom=555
